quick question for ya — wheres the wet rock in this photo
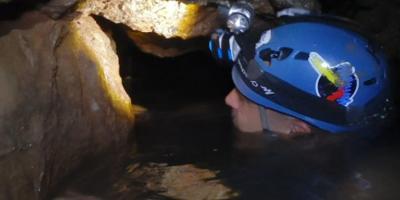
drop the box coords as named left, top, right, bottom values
left=78, top=0, right=222, bottom=39
left=76, top=0, right=222, bottom=57
left=181, top=0, right=319, bottom=13
left=41, top=0, right=80, bottom=19
left=53, top=191, right=103, bottom=200
left=0, top=11, right=50, bottom=36
left=353, top=1, right=400, bottom=59
left=113, top=163, right=238, bottom=200
left=251, top=0, right=275, bottom=15
left=39, top=0, right=319, bottom=57
left=75, top=0, right=319, bottom=57
left=126, top=31, right=208, bottom=58
left=0, top=12, right=135, bottom=199
left=270, top=0, right=321, bottom=12
left=160, top=164, right=237, bottom=200
left=10, top=0, right=320, bottom=58
left=121, top=4, right=220, bottom=57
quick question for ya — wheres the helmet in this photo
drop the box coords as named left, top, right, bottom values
left=231, top=16, right=392, bottom=133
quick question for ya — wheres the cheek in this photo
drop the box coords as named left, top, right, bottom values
left=235, top=104, right=263, bottom=133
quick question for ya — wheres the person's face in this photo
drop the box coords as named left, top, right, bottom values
left=225, top=89, right=311, bottom=135
left=225, top=89, right=263, bottom=133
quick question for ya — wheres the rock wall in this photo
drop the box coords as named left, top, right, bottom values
left=0, top=12, right=135, bottom=199
left=77, top=0, right=221, bottom=39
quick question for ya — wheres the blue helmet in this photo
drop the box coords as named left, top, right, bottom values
left=229, top=17, right=392, bottom=133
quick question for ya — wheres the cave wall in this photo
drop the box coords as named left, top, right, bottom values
left=0, top=12, right=135, bottom=199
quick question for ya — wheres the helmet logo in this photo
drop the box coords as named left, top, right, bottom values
left=308, top=52, right=359, bottom=107
left=237, top=59, right=275, bottom=96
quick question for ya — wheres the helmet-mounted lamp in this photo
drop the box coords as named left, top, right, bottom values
left=227, top=2, right=254, bottom=34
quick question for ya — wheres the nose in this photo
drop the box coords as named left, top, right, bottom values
left=225, top=89, right=240, bottom=109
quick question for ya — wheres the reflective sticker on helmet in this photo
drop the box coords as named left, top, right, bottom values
left=308, top=52, right=341, bottom=86
left=208, top=40, right=213, bottom=52
left=227, top=49, right=233, bottom=61
left=218, top=32, right=225, bottom=47
left=308, top=52, right=359, bottom=107
left=229, top=36, right=241, bottom=61
left=256, top=30, right=272, bottom=50
left=217, top=48, right=223, bottom=59
left=237, top=59, right=248, bottom=78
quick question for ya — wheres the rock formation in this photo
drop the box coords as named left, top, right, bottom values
left=0, top=12, right=135, bottom=199
left=77, top=0, right=220, bottom=39
left=112, top=163, right=238, bottom=200
left=41, top=0, right=320, bottom=57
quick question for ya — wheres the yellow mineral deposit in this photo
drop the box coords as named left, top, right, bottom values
left=78, top=0, right=200, bottom=39
left=135, top=0, right=200, bottom=39
left=67, top=17, right=137, bottom=120
left=176, top=3, right=200, bottom=39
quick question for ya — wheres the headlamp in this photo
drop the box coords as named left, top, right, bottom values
left=226, top=2, right=254, bottom=34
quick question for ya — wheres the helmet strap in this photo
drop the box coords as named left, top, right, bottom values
left=258, top=106, right=270, bottom=131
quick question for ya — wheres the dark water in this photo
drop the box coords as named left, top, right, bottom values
left=134, top=113, right=400, bottom=200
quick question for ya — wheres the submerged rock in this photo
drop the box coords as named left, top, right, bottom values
left=113, top=163, right=238, bottom=200
left=160, top=164, right=238, bottom=200
left=0, top=12, right=136, bottom=199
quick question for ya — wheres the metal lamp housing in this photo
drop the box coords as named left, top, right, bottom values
left=227, top=2, right=254, bottom=34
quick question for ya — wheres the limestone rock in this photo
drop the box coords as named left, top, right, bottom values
left=126, top=31, right=207, bottom=58
left=270, top=0, right=321, bottom=12
left=40, top=0, right=80, bottom=19
left=160, top=164, right=238, bottom=200
left=73, top=0, right=318, bottom=57
left=39, top=0, right=319, bottom=58
left=77, top=0, right=222, bottom=39
left=0, top=12, right=135, bottom=199
left=113, top=163, right=238, bottom=200
left=179, top=0, right=319, bottom=14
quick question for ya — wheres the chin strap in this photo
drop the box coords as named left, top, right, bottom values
left=259, top=106, right=280, bottom=138
left=258, top=106, right=270, bottom=131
